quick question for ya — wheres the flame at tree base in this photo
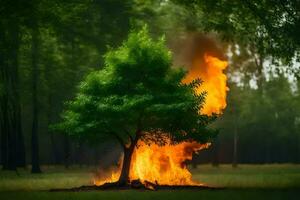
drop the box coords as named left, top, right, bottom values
left=94, top=140, right=210, bottom=186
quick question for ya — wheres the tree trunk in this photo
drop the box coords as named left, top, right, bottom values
left=50, top=132, right=59, bottom=164
left=63, top=135, right=70, bottom=169
left=0, top=95, right=9, bottom=170
left=31, top=23, right=41, bottom=173
left=0, top=24, right=8, bottom=170
left=232, top=125, right=238, bottom=168
left=265, top=137, right=271, bottom=163
left=118, top=145, right=135, bottom=186
left=46, top=91, right=59, bottom=164
left=0, top=18, right=25, bottom=170
left=11, top=21, right=26, bottom=168
left=117, top=132, right=139, bottom=186
left=16, top=108, right=26, bottom=168
left=298, top=130, right=300, bottom=163
left=212, top=138, right=219, bottom=167
left=5, top=16, right=22, bottom=171
left=77, top=143, right=83, bottom=168
left=7, top=107, right=17, bottom=171
left=0, top=38, right=9, bottom=169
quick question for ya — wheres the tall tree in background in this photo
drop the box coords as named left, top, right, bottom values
left=30, top=11, right=41, bottom=173
left=0, top=0, right=26, bottom=170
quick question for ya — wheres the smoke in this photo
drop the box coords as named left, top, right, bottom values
left=170, top=33, right=226, bottom=70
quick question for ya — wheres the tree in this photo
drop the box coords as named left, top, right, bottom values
left=218, top=82, right=244, bottom=167
left=30, top=16, right=41, bottom=173
left=212, top=75, right=300, bottom=164
left=58, top=27, right=216, bottom=185
left=175, top=0, right=300, bottom=66
left=0, top=0, right=27, bottom=170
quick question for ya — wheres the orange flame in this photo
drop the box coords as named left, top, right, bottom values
left=94, top=141, right=210, bottom=186
left=129, top=140, right=210, bottom=185
left=183, top=53, right=228, bottom=115
left=94, top=53, right=228, bottom=186
left=94, top=166, right=120, bottom=186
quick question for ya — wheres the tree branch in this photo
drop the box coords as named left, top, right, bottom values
left=111, top=132, right=126, bottom=150
left=123, top=129, right=133, bottom=143
left=243, top=0, right=277, bottom=39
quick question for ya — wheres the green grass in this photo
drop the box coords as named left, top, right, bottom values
left=192, top=164, right=300, bottom=188
left=0, top=165, right=95, bottom=191
left=0, top=164, right=300, bottom=200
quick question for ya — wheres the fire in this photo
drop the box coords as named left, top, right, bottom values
left=129, top=140, right=210, bottom=185
left=94, top=141, right=210, bottom=186
left=94, top=166, right=120, bottom=186
left=94, top=53, right=228, bottom=187
left=183, top=53, right=228, bottom=115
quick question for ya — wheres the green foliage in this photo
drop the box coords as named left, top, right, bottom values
left=175, top=0, right=300, bottom=65
left=217, top=76, right=300, bottom=162
left=58, top=27, right=216, bottom=146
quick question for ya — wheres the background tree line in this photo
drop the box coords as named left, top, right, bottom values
left=0, top=0, right=299, bottom=172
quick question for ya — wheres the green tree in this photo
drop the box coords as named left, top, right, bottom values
left=58, top=27, right=216, bottom=185
left=226, top=76, right=299, bottom=163
left=0, top=0, right=28, bottom=170
left=175, top=0, right=300, bottom=65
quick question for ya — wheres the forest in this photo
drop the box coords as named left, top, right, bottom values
left=1, top=0, right=300, bottom=174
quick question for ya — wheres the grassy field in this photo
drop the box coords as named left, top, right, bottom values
left=0, top=164, right=300, bottom=199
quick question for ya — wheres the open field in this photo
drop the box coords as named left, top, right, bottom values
left=0, top=164, right=300, bottom=199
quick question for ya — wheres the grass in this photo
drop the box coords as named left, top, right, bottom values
left=192, top=164, right=300, bottom=188
left=0, top=165, right=95, bottom=191
left=0, top=164, right=300, bottom=199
